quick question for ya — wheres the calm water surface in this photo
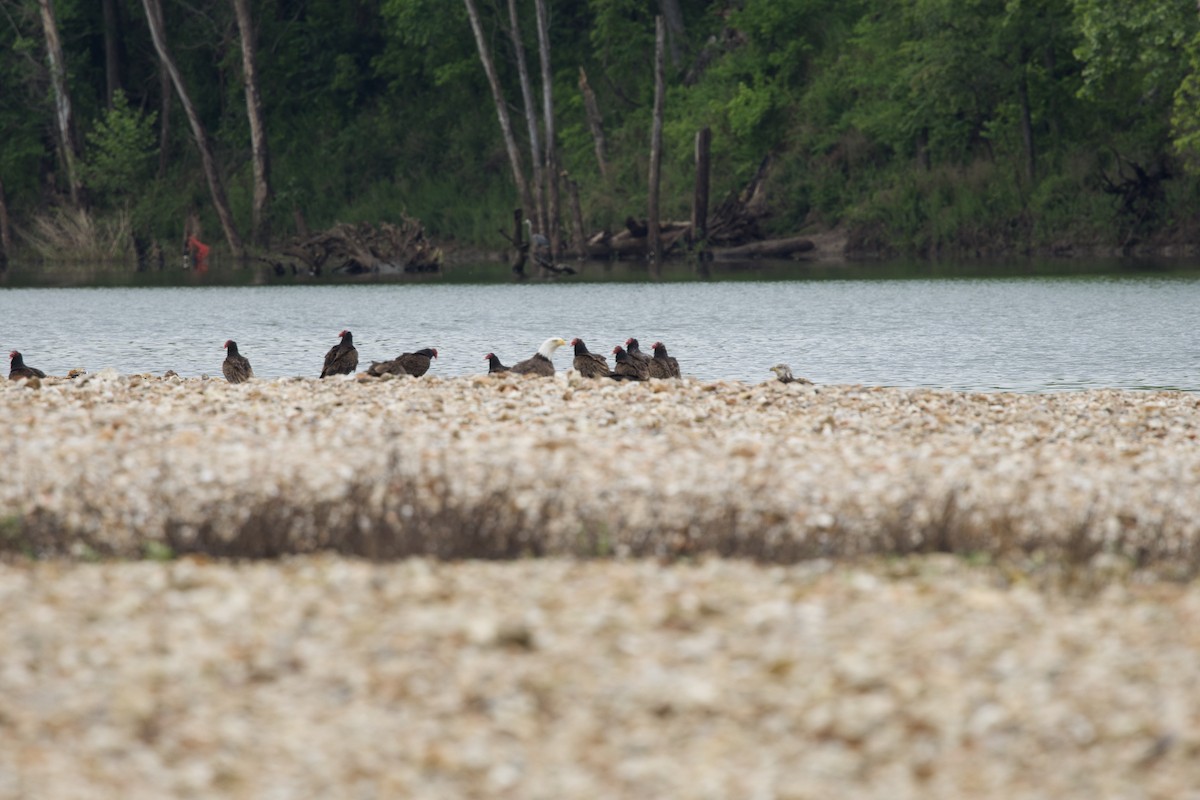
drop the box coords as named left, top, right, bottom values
left=2, top=271, right=1198, bottom=390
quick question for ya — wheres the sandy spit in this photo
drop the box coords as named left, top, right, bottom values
left=2, top=373, right=1200, bottom=797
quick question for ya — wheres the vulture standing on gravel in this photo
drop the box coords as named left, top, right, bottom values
left=625, top=337, right=655, bottom=369
left=222, top=340, right=254, bottom=383
left=9, top=350, right=45, bottom=381
left=570, top=338, right=610, bottom=378
left=651, top=341, right=680, bottom=378
left=510, top=337, right=567, bottom=376
left=611, top=346, right=649, bottom=381
left=320, top=330, right=358, bottom=377
left=485, top=352, right=509, bottom=373
left=396, top=348, right=438, bottom=377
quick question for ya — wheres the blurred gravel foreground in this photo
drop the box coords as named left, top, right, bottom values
left=2, top=372, right=1199, bottom=797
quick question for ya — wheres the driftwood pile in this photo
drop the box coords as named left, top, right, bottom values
left=262, top=218, right=441, bottom=276
left=569, top=157, right=814, bottom=262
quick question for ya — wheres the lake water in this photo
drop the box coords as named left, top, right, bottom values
left=2, top=261, right=1198, bottom=390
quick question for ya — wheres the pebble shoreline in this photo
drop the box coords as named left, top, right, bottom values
left=2, top=373, right=1200, bottom=797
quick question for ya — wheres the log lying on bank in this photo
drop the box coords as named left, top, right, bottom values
left=260, top=217, right=441, bottom=276
left=711, top=235, right=815, bottom=260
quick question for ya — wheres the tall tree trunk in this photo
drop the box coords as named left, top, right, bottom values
left=157, top=60, right=171, bottom=178
left=507, top=0, right=545, bottom=236
left=534, top=0, right=560, bottom=254
left=142, top=0, right=244, bottom=258
left=565, top=176, right=585, bottom=256
left=647, top=16, right=666, bottom=264
left=578, top=67, right=609, bottom=179
left=1017, top=61, right=1036, bottom=183
left=660, top=0, right=686, bottom=67
left=102, top=0, right=122, bottom=107
left=691, top=126, right=710, bottom=243
left=39, top=0, right=82, bottom=208
left=231, top=0, right=272, bottom=247
left=0, top=175, right=11, bottom=268
left=464, top=0, right=534, bottom=219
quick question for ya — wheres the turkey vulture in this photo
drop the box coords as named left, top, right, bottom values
left=511, top=338, right=567, bottom=376
left=570, top=338, right=610, bottom=378
left=485, top=352, right=509, bottom=373
left=625, top=337, right=654, bottom=366
left=397, top=347, right=437, bottom=377
left=222, top=340, right=254, bottom=384
left=9, top=350, right=45, bottom=381
left=611, top=346, right=648, bottom=381
left=320, top=330, right=358, bottom=377
left=651, top=342, right=681, bottom=378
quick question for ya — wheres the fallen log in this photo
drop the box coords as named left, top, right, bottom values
left=262, top=216, right=441, bottom=276
left=711, top=235, right=815, bottom=260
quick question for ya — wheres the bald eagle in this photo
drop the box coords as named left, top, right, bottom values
left=511, top=338, right=567, bottom=376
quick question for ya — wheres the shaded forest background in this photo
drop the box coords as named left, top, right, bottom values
left=5, top=0, right=1200, bottom=264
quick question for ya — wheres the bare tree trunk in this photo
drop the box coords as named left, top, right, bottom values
left=507, top=0, right=545, bottom=236
left=578, top=67, right=609, bottom=180
left=232, top=0, right=272, bottom=247
left=565, top=176, right=586, bottom=256
left=39, top=0, right=82, bottom=208
left=1017, top=61, right=1036, bottom=183
left=660, top=0, right=686, bottom=67
left=691, top=126, right=710, bottom=243
left=510, top=207, right=527, bottom=278
left=534, top=0, right=560, bottom=255
left=102, top=0, right=122, bottom=107
left=647, top=16, right=666, bottom=264
left=464, top=0, right=534, bottom=218
left=0, top=175, right=11, bottom=267
left=157, top=60, right=171, bottom=178
left=142, top=0, right=244, bottom=258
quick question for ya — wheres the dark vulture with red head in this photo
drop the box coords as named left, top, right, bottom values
left=320, top=330, right=358, bottom=378
left=396, top=347, right=437, bottom=377
left=510, top=337, right=567, bottom=376
left=485, top=352, right=509, bottom=373
left=611, top=346, right=648, bottom=381
left=222, top=340, right=254, bottom=384
left=570, top=338, right=610, bottom=378
left=628, top=335, right=667, bottom=379
left=651, top=341, right=680, bottom=378
left=9, top=350, right=46, bottom=381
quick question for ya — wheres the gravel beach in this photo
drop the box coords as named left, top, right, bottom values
left=2, top=372, right=1199, bottom=797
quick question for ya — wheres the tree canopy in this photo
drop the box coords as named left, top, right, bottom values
left=3, top=0, right=1200, bottom=260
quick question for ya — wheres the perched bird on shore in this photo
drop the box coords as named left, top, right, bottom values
left=769, top=363, right=812, bottom=385
left=222, top=340, right=254, bottom=384
left=320, top=330, right=358, bottom=378
left=396, top=348, right=438, bottom=377
left=571, top=338, right=610, bottom=378
left=652, top=341, right=681, bottom=378
left=9, top=350, right=45, bottom=381
left=611, top=346, right=648, bottom=381
left=366, top=358, right=408, bottom=377
left=511, top=337, right=567, bottom=376
left=485, top=352, right=509, bottom=373
left=524, top=218, right=550, bottom=252
left=625, top=338, right=654, bottom=369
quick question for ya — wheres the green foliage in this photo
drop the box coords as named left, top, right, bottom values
left=82, top=90, right=158, bottom=204
left=7, top=0, right=1200, bottom=260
